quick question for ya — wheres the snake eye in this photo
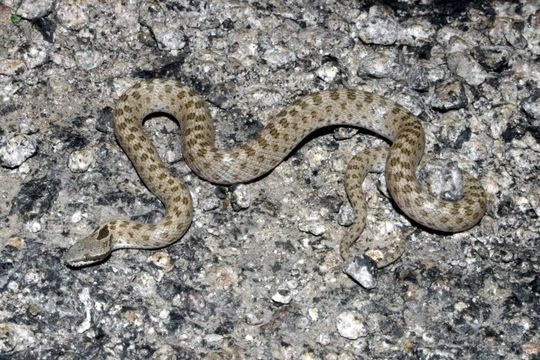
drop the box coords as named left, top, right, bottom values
left=96, top=225, right=110, bottom=240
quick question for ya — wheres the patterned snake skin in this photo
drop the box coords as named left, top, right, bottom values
left=64, top=80, right=486, bottom=267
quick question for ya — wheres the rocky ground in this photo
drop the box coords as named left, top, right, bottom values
left=1, top=0, right=539, bottom=359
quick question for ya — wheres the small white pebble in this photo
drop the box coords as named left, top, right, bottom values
left=232, top=184, right=251, bottom=209
left=308, top=308, right=319, bottom=321
left=316, top=62, right=339, bottom=83
left=317, top=332, right=331, bottom=346
left=298, top=213, right=326, bottom=236
left=204, top=334, right=224, bottom=344
left=336, top=311, right=368, bottom=339
left=272, top=289, right=292, bottom=304
left=68, top=148, right=94, bottom=172
left=0, top=135, right=37, bottom=168
left=338, top=203, right=355, bottom=226
left=71, top=210, right=83, bottom=223
left=27, top=220, right=42, bottom=233
left=158, top=309, right=170, bottom=320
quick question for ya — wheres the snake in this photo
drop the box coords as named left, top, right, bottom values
left=64, top=79, right=487, bottom=268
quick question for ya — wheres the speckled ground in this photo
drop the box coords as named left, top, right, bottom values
left=1, top=0, right=539, bottom=359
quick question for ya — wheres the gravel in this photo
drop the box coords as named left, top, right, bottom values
left=1, top=1, right=539, bottom=359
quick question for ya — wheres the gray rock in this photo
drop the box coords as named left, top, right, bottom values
left=16, top=0, right=53, bottom=19
left=0, top=1, right=538, bottom=358
left=356, top=5, right=398, bottom=45
left=152, top=25, right=187, bottom=51
left=342, top=254, right=378, bottom=289
left=262, top=46, right=297, bottom=68
left=446, top=51, right=487, bottom=86
left=0, top=59, right=26, bottom=76
left=431, top=80, right=468, bottom=111
left=398, top=19, right=435, bottom=46
left=151, top=344, right=177, bottom=360
left=521, top=91, right=540, bottom=120
left=56, top=2, right=89, bottom=30
left=358, top=49, right=399, bottom=79
left=337, top=203, right=355, bottom=227
left=298, top=213, right=326, bottom=236
left=22, top=45, right=49, bottom=69
left=0, top=135, right=37, bottom=168
left=75, top=50, right=104, bottom=70
left=473, top=46, right=510, bottom=71
left=231, top=184, right=251, bottom=210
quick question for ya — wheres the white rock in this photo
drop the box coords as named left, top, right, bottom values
left=0, top=135, right=37, bottom=168
left=232, top=184, right=251, bottom=209
left=336, top=311, right=368, bottom=339
left=17, top=0, right=54, bottom=19
left=316, top=62, right=339, bottom=83
left=272, top=289, right=292, bottom=304
left=68, top=148, right=94, bottom=172
left=446, top=52, right=487, bottom=86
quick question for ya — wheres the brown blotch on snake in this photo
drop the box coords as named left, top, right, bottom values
left=64, top=80, right=487, bottom=269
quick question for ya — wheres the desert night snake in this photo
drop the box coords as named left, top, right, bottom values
left=64, top=79, right=487, bottom=268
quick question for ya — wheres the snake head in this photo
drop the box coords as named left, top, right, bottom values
left=64, top=225, right=113, bottom=268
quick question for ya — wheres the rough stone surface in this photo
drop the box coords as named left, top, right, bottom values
left=1, top=1, right=539, bottom=359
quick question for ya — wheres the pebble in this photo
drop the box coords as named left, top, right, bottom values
left=271, top=289, right=292, bottom=304
left=75, top=288, right=92, bottom=334
left=342, top=254, right=378, bottom=289
left=521, top=92, right=540, bottom=120
left=20, top=117, right=38, bottom=135
left=356, top=5, right=398, bottom=45
left=473, top=46, right=510, bottom=71
left=152, top=25, right=187, bottom=50
left=0, top=135, right=37, bottom=168
left=56, top=2, right=89, bottom=30
left=16, top=0, right=54, bottom=19
left=200, top=194, right=220, bottom=212
left=187, top=290, right=207, bottom=314
left=398, top=19, right=435, bottom=45
left=337, top=203, right=355, bottom=227
left=298, top=213, right=326, bottom=236
left=316, top=61, right=339, bottom=83
left=27, top=220, right=41, bottom=233
left=6, top=237, right=26, bottom=249
left=0, top=59, right=26, bottom=76
left=75, top=50, right=104, bottom=71
left=23, top=45, right=49, bottom=69
left=358, top=49, right=398, bottom=79
left=262, top=46, right=297, bottom=68
left=231, top=184, right=251, bottom=210
left=446, top=51, right=487, bottom=86
left=0, top=322, right=36, bottom=353
left=68, top=148, right=94, bottom=172
left=244, top=311, right=265, bottom=326
left=336, top=311, right=368, bottom=340
left=151, top=344, right=177, bottom=360
left=204, top=334, right=224, bottom=345
left=317, top=333, right=331, bottom=346
left=430, top=80, right=468, bottom=111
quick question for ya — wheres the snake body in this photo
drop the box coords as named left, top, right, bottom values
left=64, top=79, right=486, bottom=267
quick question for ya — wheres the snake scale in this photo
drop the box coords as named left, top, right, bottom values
left=64, top=79, right=486, bottom=268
